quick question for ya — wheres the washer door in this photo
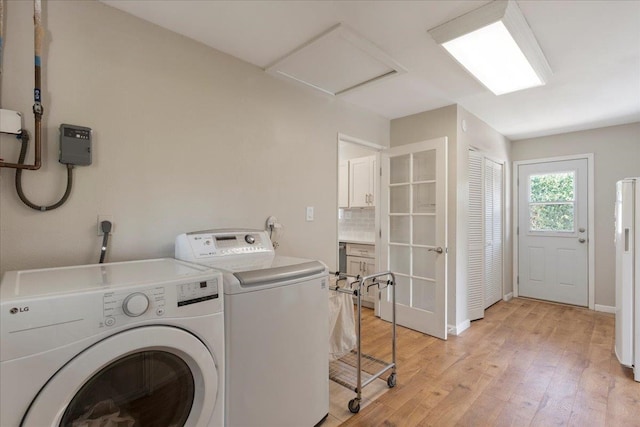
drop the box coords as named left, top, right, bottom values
left=22, top=326, right=218, bottom=427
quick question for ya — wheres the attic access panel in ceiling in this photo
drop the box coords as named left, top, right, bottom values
left=265, top=23, right=406, bottom=96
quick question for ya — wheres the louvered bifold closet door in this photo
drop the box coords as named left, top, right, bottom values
left=467, top=150, right=485, bottom=321
left=485, top=159, right=503, bottom=308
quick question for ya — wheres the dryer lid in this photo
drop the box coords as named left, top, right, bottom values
left=0, top=258, right=216, bottom=300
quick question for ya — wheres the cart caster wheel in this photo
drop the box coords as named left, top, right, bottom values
left=348, top=398, right=360, bottom=413
left=387, top=373, right=397, bottom=388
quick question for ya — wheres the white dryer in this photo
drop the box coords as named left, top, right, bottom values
left=176, top=229, right=329, bottom=427
left=0, top=258, right=224, bottom=427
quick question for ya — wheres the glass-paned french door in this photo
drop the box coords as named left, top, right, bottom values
left=381, top=137, right=447, bottom=339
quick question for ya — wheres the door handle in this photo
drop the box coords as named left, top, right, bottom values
left=428, top=247, right=444, bottom=254
left=578, top=238, right=586, bottom=243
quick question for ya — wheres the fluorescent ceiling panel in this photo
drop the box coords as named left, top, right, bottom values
left=266, top=24, right=406, bottom=96
left=429, top=0, right=551, bottom=96
left=443, top=21, right=542, bottom=95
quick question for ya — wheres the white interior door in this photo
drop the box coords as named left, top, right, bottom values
left=468, top=152, right=503, bottom=321
left=468, top=150, right=485, bottom=321
left=518, top=159, right=588, bottom=306
left=380, top=137, right=447, bottom=339
left=485, top=159, right=503, bottom=308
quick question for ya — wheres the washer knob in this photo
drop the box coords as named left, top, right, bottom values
left=245, top=235, right=255, bottom=244
left=122, top=292, right=149, bottom=317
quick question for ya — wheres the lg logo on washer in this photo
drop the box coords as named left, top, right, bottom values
left=9, top=306, right=29, bottom=314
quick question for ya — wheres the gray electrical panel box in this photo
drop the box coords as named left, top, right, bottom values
left=59, top=124, right=92, bottom=166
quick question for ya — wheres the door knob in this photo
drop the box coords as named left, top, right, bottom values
left=579, top=227, right=586, bottom=233
left=578, top=238, right=586, bottom=243
left=428, top=247, right=444, bottom=254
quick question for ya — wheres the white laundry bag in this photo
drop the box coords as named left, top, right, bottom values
left=328, top=277, right=357, bottom=361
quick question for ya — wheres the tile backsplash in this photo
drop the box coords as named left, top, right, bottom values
left=338, top=208, right=375, bottom=242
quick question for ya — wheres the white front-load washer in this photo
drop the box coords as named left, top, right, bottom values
left=176, top=229, right=329, bottom=427
left=0, top=258, right=224, bottom=427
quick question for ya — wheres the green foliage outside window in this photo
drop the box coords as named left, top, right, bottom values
left=529, top=172, right=575, bottom=232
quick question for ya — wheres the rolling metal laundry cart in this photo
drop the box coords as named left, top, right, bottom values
left=329, top=270, right=397, bottom=414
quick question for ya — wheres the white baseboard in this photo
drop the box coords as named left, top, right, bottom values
left=448, top=319, right=471, bottom=336
left=503, top=292, right=513, bottom=301
left=595, top=304, right=615, bottom=314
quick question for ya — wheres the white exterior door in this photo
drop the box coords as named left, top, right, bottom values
left=518, top=158, right=589, bottom=306
left=380, top=137, right=447, bottom=339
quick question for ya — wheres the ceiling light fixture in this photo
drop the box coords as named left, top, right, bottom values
left=428, top=0, right=551, bottom=95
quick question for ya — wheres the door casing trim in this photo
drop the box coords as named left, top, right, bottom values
left=512, top=153, right=595, bottom=310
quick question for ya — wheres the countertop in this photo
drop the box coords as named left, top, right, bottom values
left=339, top=238, right=375, bottom=245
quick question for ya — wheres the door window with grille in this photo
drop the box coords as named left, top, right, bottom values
left=528, top=171, right=575, bottom=233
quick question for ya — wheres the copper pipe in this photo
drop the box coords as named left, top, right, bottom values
left=0, top=0, right=43, bottom=170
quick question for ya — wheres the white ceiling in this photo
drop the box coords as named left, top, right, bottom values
left=100, top=0, right=640, bottom=140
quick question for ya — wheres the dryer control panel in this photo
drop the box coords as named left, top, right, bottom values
left=176, top=229, right=274, bottom=260
left=100, top=277, right=220, bottom=329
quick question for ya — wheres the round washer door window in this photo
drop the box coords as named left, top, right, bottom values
left=22, top=327, right=218, bottom=427
left=59, top=350, right=194, bottom=427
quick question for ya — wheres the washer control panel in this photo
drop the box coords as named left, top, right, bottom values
left=103, top=287, right=165, bottom=326
left=177, top=278, right=219, bottom=306
left=177, top=230, right=274, bottom=259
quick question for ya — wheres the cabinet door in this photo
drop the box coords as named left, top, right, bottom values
left=346, top=255, right=376, bottom=302
left=346, top=256, right=365, bottom=276
left=362, top=257, right=376, bottom=276
left=362, top=258, right=377, bottom=302
left=338, top=160, right=349, bottom=208
left=349, top=156, right=374, bottom=208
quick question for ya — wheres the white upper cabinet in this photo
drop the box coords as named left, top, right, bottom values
left=338, top=160, right=349, bottom=208
left=348, top=155, right=376, bottom=208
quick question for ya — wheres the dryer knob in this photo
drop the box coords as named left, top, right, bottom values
left=123, top=292, right=149, bottom=317
left=245, top=235, right=255, bottom=244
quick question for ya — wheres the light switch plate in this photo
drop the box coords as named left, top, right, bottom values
left=306, top=206, right=314, bottom=221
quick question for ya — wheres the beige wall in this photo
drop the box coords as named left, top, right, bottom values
left=512, top=122, right=640, bottom=307
left=391, top=105, right=511, bottom=331
left=0, top=0, right=389, bottom=275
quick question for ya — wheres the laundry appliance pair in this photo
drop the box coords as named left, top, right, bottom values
left=1, top=229, right=330, bottom=427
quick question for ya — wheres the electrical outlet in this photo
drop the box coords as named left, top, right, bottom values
left=266, top=216, right=278, bottom=229
left=98, top=215, right=114, bottom=235
left=306, top=206, right=314, bottom=221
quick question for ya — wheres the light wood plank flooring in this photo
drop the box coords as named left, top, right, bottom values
left=338, top=298, right=640, bottom=427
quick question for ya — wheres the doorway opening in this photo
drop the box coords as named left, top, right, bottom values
left=337, top=134, right=383, bottom=309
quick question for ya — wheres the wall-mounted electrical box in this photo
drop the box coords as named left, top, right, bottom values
left=59, top=124, right=92, bottom=166
left=0, top=109, right=22, bottom=135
